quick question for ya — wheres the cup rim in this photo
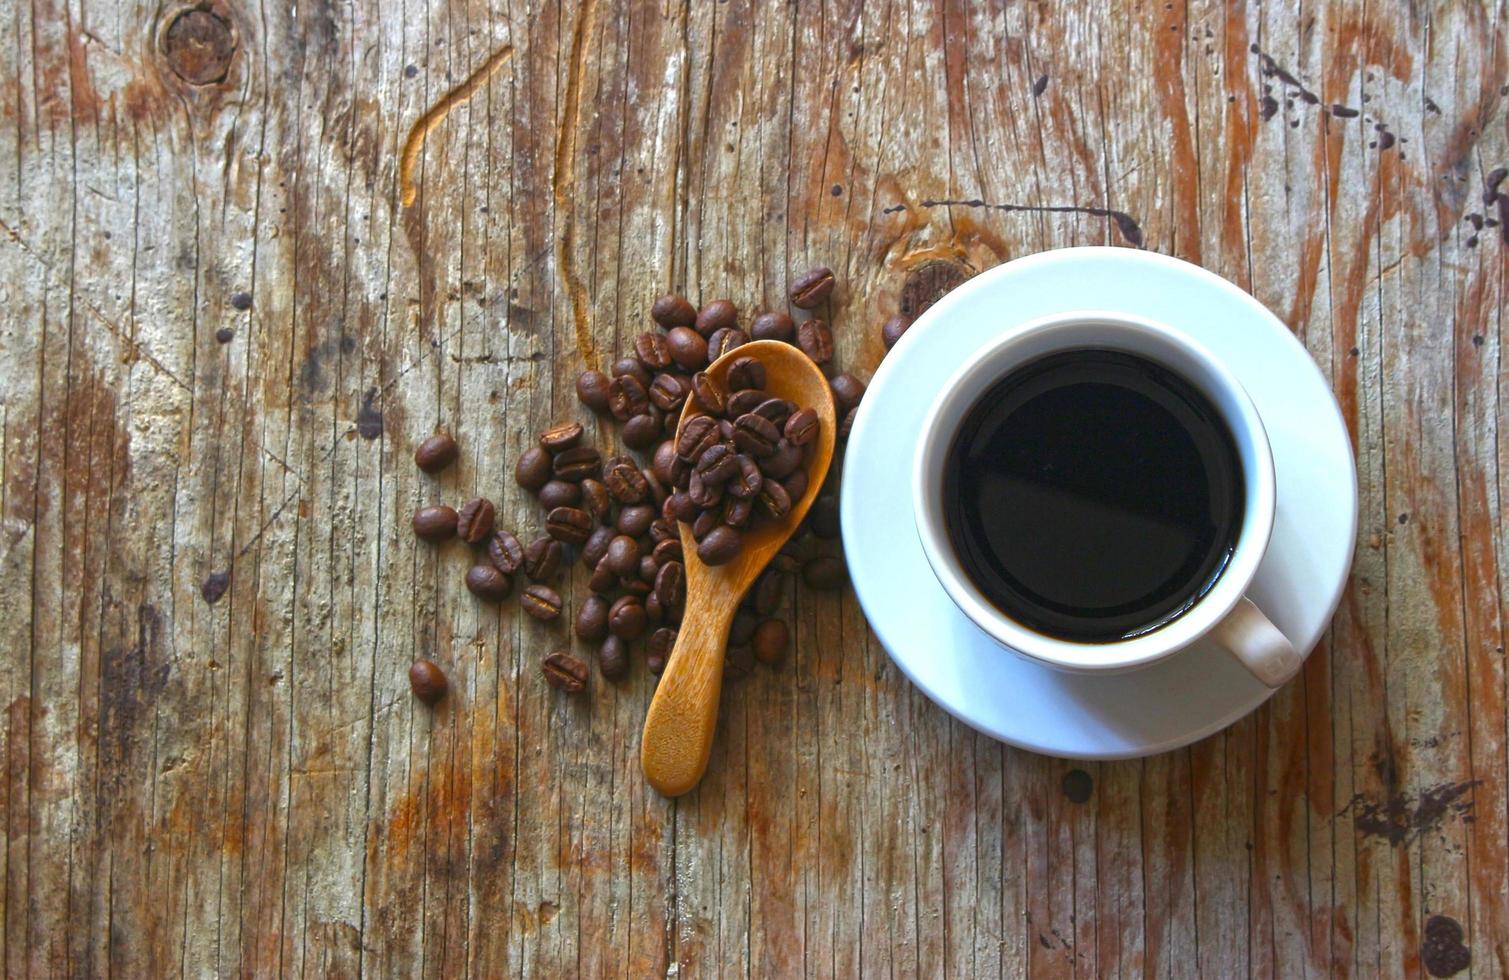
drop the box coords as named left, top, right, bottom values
left=912, top=309, right=1277, bottom=673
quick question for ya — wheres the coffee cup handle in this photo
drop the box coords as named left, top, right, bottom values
left=1210, top=597, right=1301, bottom=687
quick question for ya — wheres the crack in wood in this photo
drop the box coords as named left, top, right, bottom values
left=551, top=0, right=601, bottom=370
left=398, top=44, right=514, bottom=208
left=887, top=197, right=1145, bottom=248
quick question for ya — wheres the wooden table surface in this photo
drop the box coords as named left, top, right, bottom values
left=3, top=0, right=1507, bottom=976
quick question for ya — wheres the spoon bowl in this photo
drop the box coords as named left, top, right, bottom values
left=640, top=340, right=838, bottom=796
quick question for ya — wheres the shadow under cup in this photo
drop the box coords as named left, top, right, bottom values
left=912, top=312, right=1279, bottom=677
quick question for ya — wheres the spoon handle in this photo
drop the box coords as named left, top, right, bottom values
left=640, top=598, right=736, bottom=797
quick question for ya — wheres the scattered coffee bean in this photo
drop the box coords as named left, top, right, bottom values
left=537, top=479, right=581, bottom=511
left=667, top=491, right=697, bottom=522
left=642, top=467, right=668, bottom=507
left=655, top=560, right=685, bottom=608
left=695, top=299, right=738, bottom=337
left=523, top=536, right=563, bottom=582
left=652, top=538, right=683, bottom=565
left=648, top=373, right=689, bottom=413
left=809, top=495, right=840, bottom=539
left=581, top=478, right=612, bottom=522
left=599, top=636, right=630, bottom=681
left=456, top=497, right=496, bottom=544
left=542, top=651, right=588, bottom=693
left=829, top=373, right=866, bottom=413
left=489, top=529, right=526, bottom=573
left=604, top=535, right=640, bottom=575
left=552, top=446, right=602, bottom=482
left=620, top=575, right=653, bottom=598
left=651, top=293, right=697, bottom=328
left=412, top=505, right=459, bottom=541
left=616, top=503, right=656, bottom=538
left=621, top=412, right=662, bottom=450
left=516, top=447, right=553, bottom=492
left=881, top=313, right=912, bottom=349
left=802, top=556, right=847, bottom=591
left=582, top=525, right=616, bottom=569
left=639, top=552, right=661, bottom=581
left=521, top=584, right=564, bottom=620
left=753, top=618, right=790, bottom=664
left=539, top=420, right=584, bottom=453
left=576, top=594, right=610, bottom=640
left=665, top=326, right=708, bottom=370
left=611, top=356, right=651, bottom=387
left=677, top=414, right=719, bottom=458
left=608, top=595, right=649, bottom=640
left=789, top=265, right=836, bottom=308
left=707, top=326, right=750, bottom=361
left=635, top=331, right=673, bottom=371
left=724, top=496, right=753, bottom=528
left=750, top=311, right=794, bottom=342
left=726, top=356, right=766, bottom=391
left=730, top=609, right=758, bottom=645
left=647, top=628, right=675, bottom=674
left=753, top=570, right=786, bottom=615
left=414, top=432, right=459, bottom=473
left=796, top=318, right=834, bottom=364
left=608, top=374, right=650, bottom=421
left=546, top=506, right=594, bottom=546
left=576, top=369, right=613, bottom=412
left=839, top=406, right=856, bottom=440
left=652, top=441, right=679, bottom=484
left=697, top=525, right=742, bottom=565
left=409, top=659, right=448, bottom=704
left=692, top=509, right=720, bottom=540
left=589, top=558, right=618, bottom=592
left=604, top=456, right=650, bottom=503
left=466, top=564, right=512, bottom=602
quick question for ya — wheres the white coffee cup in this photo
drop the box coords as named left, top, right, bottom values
left=912, top=310, right=1302, bottom=687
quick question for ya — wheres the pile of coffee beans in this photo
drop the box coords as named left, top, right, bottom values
left=407, top=264, right=885, bottom=702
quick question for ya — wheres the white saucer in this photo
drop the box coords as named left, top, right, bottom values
left=841, top=247, right=1357, bottom=760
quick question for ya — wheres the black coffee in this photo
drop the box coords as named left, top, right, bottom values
left=942, top=349, right=1244, bottom=642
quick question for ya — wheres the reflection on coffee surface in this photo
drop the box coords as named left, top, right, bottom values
left=942, top=349, right=1244, bottom=642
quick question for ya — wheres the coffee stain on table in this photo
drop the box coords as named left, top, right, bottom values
left=1420, top=914, right=1471, bottom=977
left=1341, top=780, right=1479, bottom=847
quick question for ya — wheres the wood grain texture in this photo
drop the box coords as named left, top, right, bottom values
left=1, top=0, right=1505, bottom=975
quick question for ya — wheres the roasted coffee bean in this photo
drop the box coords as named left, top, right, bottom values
left=663, top=411, right=682, bottom=437
left=580, top=479, right=612, bottom=523
left=719, top=417, right=738, bottom=442
left=621, top=413, right=662, bottom=450
left=652, top=538, right=683, bottom=565
left=687, top=470, right=723, bottom=508
left=802, top=556, right=847, bottom=591
left=707, top=327, right=749, bottom=361
left=598, top=636, right=630, bottom=681
left=521, top=584, right=564, bottom=620
left=645, top=591, right=666, bottom=624
left=784, top=407, right=819, bottom=446
left=542, top=651, right=588, bottom=693
left=881, top=313, right=912, bottom=348
left=695, top=444, right=739, bottom=483
left=611, top=356, right=651, bottom=388
left=650, top=518, right=677, bottom=545
left=733, top=414, right=781, bottom=456
left=575, top=595, right=610, bottom=640
left=635, top=331, right=673, bottom=371
left=695, top=299, right=738, bottom=337
left=692, top=509, right=720, bottom=540
left=665, top=326, right=708, bottom=370
left=642, top=467, right=668, bottom=507
left=690, top=372, right=727, bottom=415
left=589, top=558, right=618, bottom=592
left=603, top=456, right=650, bottom=503
left=645, top=443, right=674, bottom=486
left=725, top=355, right=766, bottom=391
left=414, top=432, right=459, bottom=473
left=753, top=618, right=790, bottom=664
left=620, top=575, right=653, bottom=597
left=552, top=446, right=602, bottom=482
left=759, top=438, right=802, bottom=479
left=639, top=553, right=661, bottom=581
left=809, top=494, right=841, bottom=539
left=608, top=374, right=650, bottom=421
left=750, top=310, right=795, bottom=342
left=669, top=454, right=692, bottom=489
left=666, top=491, right=697, bottom=521
left=790, top=265, right=836, bottom=308
left=581, top=525, right=616, bottom=569
left=576, top=369, right=613, bottom=412
left=676, top=415, right=720, bottom=458
left=752, top=397, right=795, bottom=426
left=616, top=503, right=656, bottom=538
left=523, top=536, right=563, bottom=581
left=758, top=479, right=792, bottom=520
left=796, top=318, right=834, bottom=364
left=726, top=454, right=763, bottom=499
left=608, top=596, right=648, bottom=640
left=647, top=628, right=676, bottom=674
left=723, top=496, right=753, bottom=528
left=730, top=608, right=759, bottom=645
left=539, top=421, right=583, bottom=454
left=466, top=564, right=512, bottom=602
left=456, top=497, right=496, bottom=544
left=648, top=373, right=689, bottom=413
left=604, top=535, right=640, bottom=575
left=726, top=389, right=765, bottom=417
left=697, top=525, right=742, bottom=565
left=412, top=505, right=459, bottom=541
left=781, top=469, right=808, bottom=502
left=537, top=479, right=582, bottom=511
left=839, top=406, right=856, bottom=440
left=652, top=293, right=697, bottom=328
left=546, top=506, right=594, bottom=546
left=409, top=659, right=448, bottom=704
left=489, top=529, right=526, bottom=573
left=516, top=447, right=553, bottom=492
left=754, top=570, right=786, bottom=615
left=654, top=561, right=685, bottom=608
left=829, top=373, right=866, bottom=413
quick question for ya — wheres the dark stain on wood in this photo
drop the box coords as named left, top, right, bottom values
left=1062, top=769, right=1093, bottom=804
left=100, top=605, right=169, bottom=796
left=1342, top=780, right=1479, bottom=846
left=355, top=387, right=383, bottom=439
left=201, top=569, right=231, bottom=604
left=1420, top=915, right=1471, bottom=977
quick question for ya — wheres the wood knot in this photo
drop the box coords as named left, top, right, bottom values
left=162, top=7, right=236, bottom=85
left=899, top=260, right=971, bottom=318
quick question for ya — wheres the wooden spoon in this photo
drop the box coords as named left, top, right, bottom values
left=640, top=340, right=838, bottom=797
